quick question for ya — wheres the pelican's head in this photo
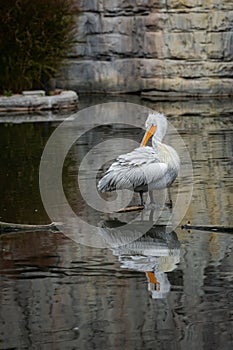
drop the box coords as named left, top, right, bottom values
left=140, top=112, right=168, bottom=146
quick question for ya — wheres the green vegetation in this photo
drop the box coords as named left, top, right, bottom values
left=3, top=90, right=13, bottom=97
left=0, top=0, right=77, bottom=94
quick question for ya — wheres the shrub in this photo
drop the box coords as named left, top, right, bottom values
left=0, top=0, right=77, bottom=94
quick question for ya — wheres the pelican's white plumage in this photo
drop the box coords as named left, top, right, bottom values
left=98, top=112, right=180, bottom=205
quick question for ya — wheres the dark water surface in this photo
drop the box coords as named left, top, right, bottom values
left=0, top=96, right=233, bottom=349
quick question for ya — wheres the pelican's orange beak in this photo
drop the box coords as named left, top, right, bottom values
left=140, top=125, right=157, bottom=147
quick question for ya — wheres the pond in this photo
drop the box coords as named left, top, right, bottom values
left=0, top=95, right=232, bottom=349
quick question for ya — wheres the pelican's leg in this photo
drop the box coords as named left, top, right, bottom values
left=166, top=188, right=173, bottom=208
left=145, top=190, right=165, bottom=209
left=139, top=191, right=144, bottom=206
left=149, top=190, right=154, bottom=203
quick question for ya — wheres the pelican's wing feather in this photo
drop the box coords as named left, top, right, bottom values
left=116, top=146, right=161, bottom=167
left=98, top=147, right=167, bottom=192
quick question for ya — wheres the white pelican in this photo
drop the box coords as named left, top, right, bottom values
left=98, top=112, right=180, bottom=206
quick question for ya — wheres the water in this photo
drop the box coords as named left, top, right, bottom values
left=0, top=96, right=233, bottom=349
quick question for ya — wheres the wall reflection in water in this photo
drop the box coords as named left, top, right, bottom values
left=0, top=96, right=232, bottom=349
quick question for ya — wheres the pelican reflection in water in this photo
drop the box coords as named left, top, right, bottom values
left=99, top=220, right=181, bottom=299
left=98, top=112, right=180, bottom=206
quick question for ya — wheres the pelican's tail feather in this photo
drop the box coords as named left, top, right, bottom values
left=98, top=174, right=116, bottom=192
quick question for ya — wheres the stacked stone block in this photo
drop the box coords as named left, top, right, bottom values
left=56, top=0, right=233, bottom=95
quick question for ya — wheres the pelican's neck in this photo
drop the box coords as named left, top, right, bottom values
left=152, top=123, right=167, bottom=146
left=155, top=116, right=167, bottom=144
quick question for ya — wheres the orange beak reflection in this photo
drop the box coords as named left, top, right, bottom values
left=146, top=271, right=161, bottom=291
left=140, top=125, right=157, bottom=147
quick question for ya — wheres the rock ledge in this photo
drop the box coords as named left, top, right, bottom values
left=0, top=90, right=78, bottom=112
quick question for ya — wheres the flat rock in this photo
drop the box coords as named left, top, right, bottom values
left=22, top=90, right=46, bottom=96
left=0, top=90, right=78, bottom=112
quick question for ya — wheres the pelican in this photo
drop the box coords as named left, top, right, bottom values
left=98, top=112, right=180, bottom=206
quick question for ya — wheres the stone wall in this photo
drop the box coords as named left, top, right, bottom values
left=56, top=0, right=233, bottom=96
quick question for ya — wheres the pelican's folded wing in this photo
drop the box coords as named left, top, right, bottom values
left=98, top=147, right=168, bottom=191
left=116, top=146, right=161, bottom=166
